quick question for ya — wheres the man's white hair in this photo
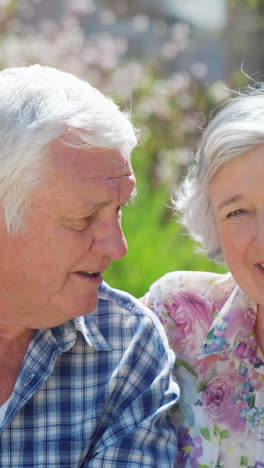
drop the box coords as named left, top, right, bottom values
left=174, top=85, right=264, bottom=262
left=0, top=64, right=137, bottom=234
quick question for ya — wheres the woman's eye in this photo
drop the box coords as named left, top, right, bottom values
left=227, top=209, right=245, bottom=218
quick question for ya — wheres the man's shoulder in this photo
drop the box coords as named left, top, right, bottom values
left=81, top=282, right=171, bottom=351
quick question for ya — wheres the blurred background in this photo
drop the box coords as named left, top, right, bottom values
left=2, top=0, right=264, bottom=296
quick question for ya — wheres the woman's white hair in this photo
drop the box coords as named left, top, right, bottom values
left=174, top=84, right=264, bottom=262
left=0, top=64, right=137, bottom=234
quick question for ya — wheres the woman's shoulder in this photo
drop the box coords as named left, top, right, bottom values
left=146, top=270, right=236, bottom=309
left=142, top=271, right=237, bottom=359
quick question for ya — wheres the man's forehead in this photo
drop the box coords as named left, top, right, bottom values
left=49, top=140, right=133, bottom=179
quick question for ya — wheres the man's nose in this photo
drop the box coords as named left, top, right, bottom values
left=92, top=220, right=128, bottom=261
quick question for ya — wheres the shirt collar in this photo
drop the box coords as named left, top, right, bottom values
left=45, top=308, right=113, bottom=355
left=74, top=314, right=113, bottom=351
left=201, top=284, right=258, bottom=358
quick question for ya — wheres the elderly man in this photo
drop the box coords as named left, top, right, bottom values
left=0, top=65, right=178, bottom=467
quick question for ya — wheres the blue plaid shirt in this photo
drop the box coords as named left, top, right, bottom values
left=0, top=282, right=179, bottom=467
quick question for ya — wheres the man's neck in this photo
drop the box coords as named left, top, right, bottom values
left=0, top=326, right=34, bottom=405
left=0, top=326, right=33, bottom=352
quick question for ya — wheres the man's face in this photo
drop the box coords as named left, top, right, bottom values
left=0, top=141, right=135, bottom=329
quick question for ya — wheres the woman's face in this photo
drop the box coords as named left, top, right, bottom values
left=209, top=143, right=264, bottom=308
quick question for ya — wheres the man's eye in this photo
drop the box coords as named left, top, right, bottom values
left=227, top=209, right=245, bottom=218
left=72, top=217, right=93, bottom=231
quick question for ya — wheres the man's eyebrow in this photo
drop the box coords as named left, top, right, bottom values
left=217, top=194, right=244, bottom=210
left=90, top=187, right=137, bottom=208
left=58, top=187, right=138, bottom=226
left=57, top=202, right=109, bottom=224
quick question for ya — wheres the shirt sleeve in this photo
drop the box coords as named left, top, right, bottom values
left=82, top=304, right=179, bottom=467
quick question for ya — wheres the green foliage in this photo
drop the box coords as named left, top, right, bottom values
left=228, top=0, right=262, bottom=8
left=104, top=193, right=227, bottom=296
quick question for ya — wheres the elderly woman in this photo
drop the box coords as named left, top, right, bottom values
left=142, top=87, right=264, bottom=467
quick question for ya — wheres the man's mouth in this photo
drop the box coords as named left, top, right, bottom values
left=76, top=271, right=101, bottom=278
left=255, top=263, right=264, bottom=273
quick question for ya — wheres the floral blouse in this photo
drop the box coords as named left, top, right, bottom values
left=142, top=271, right=264, bottom=468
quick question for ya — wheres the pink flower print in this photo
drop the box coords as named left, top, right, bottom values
left=200, top=370, right=247, bottom=430
left=165, top=292, right=212, bottom=361
left=235, top=342, right=263, bottom=367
